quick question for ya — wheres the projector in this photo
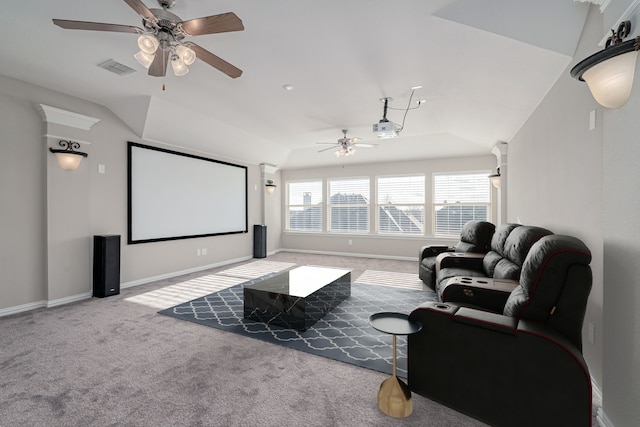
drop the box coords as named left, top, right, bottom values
left=373, top=121, right=398, bottom=139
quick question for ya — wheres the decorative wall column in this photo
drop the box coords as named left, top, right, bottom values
left=37, top=104, right=100, bottom=305
left=260, top=163, right=279, bottom=254
left=491, top=142, right=508, bottom=225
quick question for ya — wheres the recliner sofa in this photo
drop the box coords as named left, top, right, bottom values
left=408, top=234, right=593, bottom=426
left=434, top=224, right=553, bottom=308
left=418, top=220, right=495, bottom=289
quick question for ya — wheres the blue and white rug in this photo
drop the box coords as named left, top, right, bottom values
left=158, top=275, right=436, bottom=377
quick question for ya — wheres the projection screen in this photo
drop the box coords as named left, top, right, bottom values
left=128, top=142, right=248, bottom=244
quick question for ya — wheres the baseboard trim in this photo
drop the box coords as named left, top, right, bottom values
left=278, top=248, right=416, bottom=262
left=597, top=408, right=613, bottom=427
left=47, top=292, right=92, bottom=308
left=0, top=291, right=93, bottom=317
left=120, top=255, right=254, bottom=289
left=0, top=300, right=47, bottom=317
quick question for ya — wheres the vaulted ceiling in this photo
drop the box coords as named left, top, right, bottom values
left=0, top=0, right=591, bottom=169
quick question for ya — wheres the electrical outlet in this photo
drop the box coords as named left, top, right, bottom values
left=348, top=239, right=353, bottom=245
left=202, top=248, right=207, bottom=255
left=588, top=322, right=595, bottom=344
left=197, top=249, right=201, bottom=256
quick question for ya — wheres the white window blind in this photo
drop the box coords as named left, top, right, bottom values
left=328, top=178, right=370, bottom=233
left=433, top=172, right=490, bottom=236
left=287, top=180, right=323, bottom=231
left=377, top=175, right=425, bottom=235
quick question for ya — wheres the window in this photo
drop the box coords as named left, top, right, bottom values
left=377, top=175, right=425, bottom=235
left=328, top=178, right=370, bottom=233
left=287, top=180, right=323, bottom=231
left=433, top=172, right=490, bottom=236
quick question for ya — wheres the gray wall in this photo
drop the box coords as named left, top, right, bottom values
left=601, top=2, right=640, bottom=425
left=281, top=155, right=497, bottom=259
left=0, top=74, right=263, bottom=312
left=510, top=2, right=640, bottom=424
left=507, top=3, right=604, bottom=396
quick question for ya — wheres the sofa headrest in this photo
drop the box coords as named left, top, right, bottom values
left=502, top=226, right=553, bottom=267
left=455, top=221, right=496, bottom=253
left=504, top=235, right=592, bottom=319
left=489, top=223, right=521, bottom=256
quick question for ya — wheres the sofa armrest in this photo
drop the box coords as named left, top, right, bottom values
left=436, top=252, right=485, bottom=273
left=439, top=277, right=518, bottom=312
left=408, top=305, right=592, bottom=426
left=453, top=307, right=518, bottom=334
left=419, top=245, right=453, bottom=261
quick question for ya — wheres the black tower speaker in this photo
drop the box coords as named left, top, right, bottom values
left=93, top=235, right=121, bottom=298
left=253, top=224, right=267, bottom=258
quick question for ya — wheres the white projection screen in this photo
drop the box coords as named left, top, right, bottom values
left=128, top=142, right=248, bottom=244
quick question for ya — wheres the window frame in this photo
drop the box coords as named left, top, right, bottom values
left=432, top=170, right=492, bottom=237
left=375, top=174, right=426, bottom=236
left=326, top=176, right=371, bottom=234
left=285, top=179, right=324, bottom=232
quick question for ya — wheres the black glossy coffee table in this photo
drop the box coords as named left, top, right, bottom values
left=243, top=266, right=351, bottom=331
left=369, top=312, right=423, bottom=418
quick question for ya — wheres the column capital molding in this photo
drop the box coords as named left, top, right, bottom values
left=37, top=104, right=100, bottom=130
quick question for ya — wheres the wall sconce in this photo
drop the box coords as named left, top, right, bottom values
left=265, top=179, right=277, bottom=195
left=49, top=139, right=88, bottom=171
left=488, top=168, right=501, bottom=189
left=570, top=21, right=640, bottom=109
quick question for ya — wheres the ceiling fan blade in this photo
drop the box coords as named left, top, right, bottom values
left=148, top=49, right=168, bottom=77
left=354, top=143, right=378, bottom=148
left=180, top=12, right=244, bottom=36
left=187, top=43, right=242, bottom=78
left=318, top=146, right=338, bottom=153
left=122, top=0, right=158, bottom=24
left=52, top=19, right=143, bottom=34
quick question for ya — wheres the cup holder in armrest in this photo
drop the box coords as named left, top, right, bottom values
left=435, top=303, right=450, bottom=310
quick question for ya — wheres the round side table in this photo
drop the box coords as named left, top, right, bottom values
left=369, top=312, right=422, bottom=418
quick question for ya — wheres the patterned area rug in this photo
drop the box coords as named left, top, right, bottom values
left=158, top=275, right=436, bottom=377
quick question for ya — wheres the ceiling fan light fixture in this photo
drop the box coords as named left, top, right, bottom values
left=176, top=45, right=196, bottom=65
left=171, top=55, right=189, bottom=76
left=134, top=50, right=155, bottom=69
left=137, top=34, right=159, bottom=54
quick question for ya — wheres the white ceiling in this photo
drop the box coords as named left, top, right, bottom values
left=0, top=0, right=591, bottom=169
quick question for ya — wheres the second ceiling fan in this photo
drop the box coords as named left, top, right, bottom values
left=317, top=130, right=378, bottom=157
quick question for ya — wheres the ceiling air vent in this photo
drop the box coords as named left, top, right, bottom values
left=97, top=59, right=136, bottom=76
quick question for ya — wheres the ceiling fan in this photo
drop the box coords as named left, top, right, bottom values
left=52, top=0, right=243, bottom=78
left=317, top=130, right=378, bottom=157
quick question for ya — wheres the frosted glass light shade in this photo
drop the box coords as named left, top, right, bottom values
left=171, top=56, right=189, bottom=76
left=582, top=50, right=639, bottom=108
left=137, top=34, right=159, bottom=54
left=265, top=180, right=277, bottom=194
left=52, top=152, right=85, bottom=171
left=176, top=45, right=196, bottom=65
left=134, top=50, right=155, bottom=69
